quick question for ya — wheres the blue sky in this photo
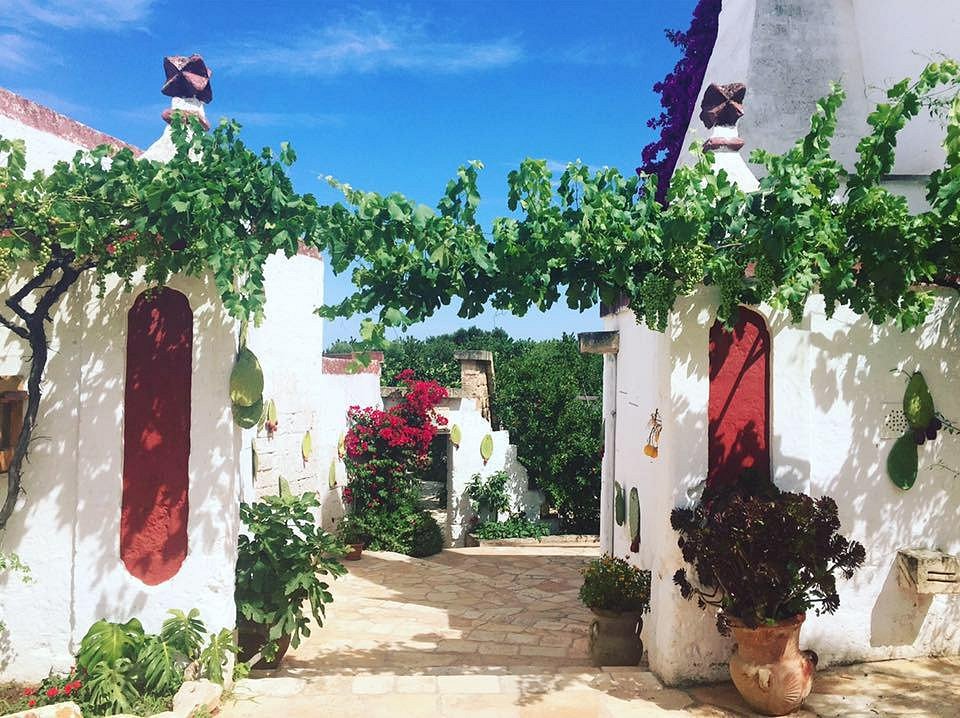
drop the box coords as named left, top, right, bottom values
left=0, top=0, right=698, bottom=344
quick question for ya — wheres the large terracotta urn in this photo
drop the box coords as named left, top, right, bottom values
left=588, top=609, right=644, bottom=666
left=728, top=613, right=816, bottom=716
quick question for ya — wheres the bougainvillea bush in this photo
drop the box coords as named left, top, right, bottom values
left=342, top=370, right=447, bottom=555
left=671, top=474, right=866, bottom=635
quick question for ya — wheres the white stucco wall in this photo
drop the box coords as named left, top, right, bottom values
left=608, top=288, right=960, bottom=685
left=243, top=250, right=382, bottom=529
left=0, top=270, right=241, bottom=680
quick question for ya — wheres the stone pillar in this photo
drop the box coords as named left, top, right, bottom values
left=454, top=350, right=495, bottom=425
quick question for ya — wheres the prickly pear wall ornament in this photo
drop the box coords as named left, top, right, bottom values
left=337, top=432, right=346, bottom=459
left=450, top=424, right=462, bottom=448
left=614, top=482, right=625, bottom=526
left=644, top=409, right=662, bottom=458
left=232, top=396, right=264, bottom=429
left=328, top=459, right=338, bottom=489
left=301, top=431, right=313, bottom=463
left=265, top=398, right=278, bottom=437
left=278, top=476, right=291, bottom=498
left=884, top=371, right=957, bottom=490
left=251, top=445, right=258, bottom=476
left=628, top=487, right=641, bottom=552
left=230, top=346, right=264, bottom=407
left=480, top=434, right=494, bottom=464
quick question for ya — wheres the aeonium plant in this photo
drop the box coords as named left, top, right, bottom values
left=670, top=473, right=866, bottom=635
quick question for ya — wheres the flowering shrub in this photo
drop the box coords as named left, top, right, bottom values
left=579, top=556, right=651, bottom=614
left=343, top=370, right=448, bottom=514
left=639, top=0, right=722, bottom=203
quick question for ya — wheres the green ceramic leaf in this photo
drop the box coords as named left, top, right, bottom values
left=266, top=398, right=278, bottom=423
left=628, top=487, right=640, bottom=541
left=251, top=446, right=258, bottom=475
left=450, top=424, right=462, bottom=448
left=480, top=433, right=494, bottom=463
left=887, top=433, right=919, bottom=490
left=230, top=347, right=264, bottom=407
left=903, top=372, right=934, bottom=429
left=337, top=432, right=345, bottom=458
left=232, top=397, right=264, bottom=429
left=614, top=482, right=625, bottom=526
left=328, top=459, right=338, bottom=489
left=278, top=476, right=291, bottom=498
left=302, top=431, right=313, bottom=462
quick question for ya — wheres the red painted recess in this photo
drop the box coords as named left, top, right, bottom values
left=708, top=308, right=770, bottom=487
left=121, top=287, right=193, bottom=585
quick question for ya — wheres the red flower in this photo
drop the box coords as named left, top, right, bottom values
left=71, top=681, right=82, bottom=690
left=46, top=687, right=59, bottom=697
left=22, top=687, right=35, bottom=696
left=28, top=700, right=36, bottom=707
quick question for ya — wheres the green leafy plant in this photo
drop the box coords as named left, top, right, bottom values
left=579, top=555, right=652, bottom=614
left=466, top=471, right=510, bottom=519
left=337, top=505, right=443, bottom=557
left=198, top=629, right=237, bottom=684
left=671, top=474, right=866, bottom=635
left=235, top=491, right=347, bottom=663
left=472, top=514, right=551, bottom=541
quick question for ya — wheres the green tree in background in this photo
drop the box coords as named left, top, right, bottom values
left=329, top=329, right=602, bottom=532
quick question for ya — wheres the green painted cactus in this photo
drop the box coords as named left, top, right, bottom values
left=614, top=482, right=625, bottom=526
left=450, top=424, right=462, bottom=448
left=328, top=459, right=338, bottom=489
left=903, top=372, right=935, bottom=429
left=230, top=347, right=264, bottom=407
left=231, top=397, right=263, bottom=429
left=480, top=434, right=494, bottom=464
left=628, top=487, right=640, bottom=544
left=302, top=431, right=313, bottom=462
left=887, top=433, right=919, bottom=490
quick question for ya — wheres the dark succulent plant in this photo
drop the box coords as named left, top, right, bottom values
left=670, top=473, right=865, bottom=635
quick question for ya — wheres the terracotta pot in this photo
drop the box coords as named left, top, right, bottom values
left=588, top=608, right=643, bottom=666
left=728, top=613, right=817, bottom=716
left=343, top=542, right=364, bottom=561
left=237, top=619, right=292, bottom=669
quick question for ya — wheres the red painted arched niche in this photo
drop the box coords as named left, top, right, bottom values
left=121, top=287, right=193, bottom=585
left=708, top=307, right=770, bottom=487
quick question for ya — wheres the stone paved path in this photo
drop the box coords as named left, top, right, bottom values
left=222, top=548, right=960, bottom=717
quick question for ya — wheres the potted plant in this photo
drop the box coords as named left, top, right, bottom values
left=578, top=555, right=651, bottom=666
left=235, top=491, right=347, bottom=668
left=671, top=474, right=866, bottom=716
left=336, top=513, right=366, bottom=560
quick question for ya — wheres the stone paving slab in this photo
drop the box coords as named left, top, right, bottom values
left=220, top=548, right=960, bottom=717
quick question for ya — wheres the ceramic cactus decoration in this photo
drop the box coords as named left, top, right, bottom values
left=480, top=434, right=494, bottom=464
left=614, top=482, right=625, bottom=526
left=328, top=459, right=338, bottom=489
left=628, top=487, right=640, bottom=551
left=337, top=432, right=346, bottom=459
left=450, top=424, right=462, bottom=448
left=887, top=433, right=919, bottom=490
left=301, top=431, right=313, bottom=462
left=232, top=396, right=263, bottom=429
left=230, top=346, right=264, bottom=407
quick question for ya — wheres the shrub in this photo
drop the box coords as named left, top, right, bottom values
left=14, top=608, right=234, bottom=716
left=472, top=514, right=551, bottom=541
left=409, top=511, right=444, bottom=557
left=236, top=492, right=346, bottom=661
left=670, top=474, right=866, bottom=635
left=465, top=471, right=510, bottom=520
left=579, top=556, right=652, bottom=614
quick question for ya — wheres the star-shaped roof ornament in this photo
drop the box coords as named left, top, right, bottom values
left=699, top=83, right=745, bottom=128
left=162, top=55, right=212, bottom=104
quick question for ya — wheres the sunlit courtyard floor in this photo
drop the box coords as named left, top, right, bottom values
left=222, top=547, right=960, bottom=717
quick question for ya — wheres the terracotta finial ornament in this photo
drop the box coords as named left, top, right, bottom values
left=699, top=82, right=745, bottom=128
left=162, top=54, right=213, bottom=103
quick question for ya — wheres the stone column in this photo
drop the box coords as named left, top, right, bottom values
left=454, top=350, right=495, bottom=425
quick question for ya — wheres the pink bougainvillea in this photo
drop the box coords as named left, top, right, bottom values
left=343, top=370, right=448, bottom=514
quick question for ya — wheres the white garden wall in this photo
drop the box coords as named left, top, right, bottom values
left=0, top=270, right=241, bottom=681
left=606, top=288, right=960, bottom=685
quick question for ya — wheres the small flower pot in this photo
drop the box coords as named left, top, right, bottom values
left=343, top=542, right=364, bottom=561
left=237, top=619, right=292, bottom=669
left=588, top=608, right=643, bottom=666
left=728, top=613, right=816, bottom=716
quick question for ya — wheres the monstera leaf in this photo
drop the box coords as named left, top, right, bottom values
left=887, top=433, right=919, bottom=490
left=903, top=372, right=935, bottom=429
left=77, top=618, right=145, bottom=671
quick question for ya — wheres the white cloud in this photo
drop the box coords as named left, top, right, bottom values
left=0, top=33, right=37, bottom=70
left=0, top=0, right=154, bottom=30
left=212, top=10, right=522, bottom=77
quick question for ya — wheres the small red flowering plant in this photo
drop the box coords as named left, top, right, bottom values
left=343, top=370, right=448, bottom=515
left=17, top=669, right=83, bottom=710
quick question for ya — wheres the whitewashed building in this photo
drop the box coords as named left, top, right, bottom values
left=594, top=0, right=960, bottom=686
